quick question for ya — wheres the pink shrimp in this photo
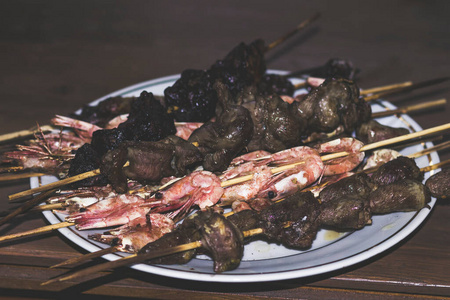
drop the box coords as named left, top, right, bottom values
left=256, top=147, right=324, bottom=201
left=1, top=131, right=83, bottom=174
left=229, top=150, right=272, bottom=166
left=51, top=115, right=102, bottom=141
left=89, top=213, right=174, bottom=253
left=175, top=122, right=204, bottom=140
left=66, top=194, right=150, bottom=230
left=220, top=164, right=273, bottom=205
left=318, top=137, right=365, bottom=176
left=151, top=171, right=224, bottom=221
left=104, top=114, right=129, bottom=129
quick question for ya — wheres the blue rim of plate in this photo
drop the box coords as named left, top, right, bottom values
left=35, top=71, right=439, bottom=283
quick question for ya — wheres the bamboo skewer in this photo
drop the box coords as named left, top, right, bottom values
left=0, top=172, right=47, bottom=182
left=8, top=123, right=450, bottom=201
left=42, top=228, right=263, bottom=285
left=360, top=81, right=413, bottom=96
left=265, top=13, right=320, bottom=52
left=371, top=98, right=446, bottom=118
left=363, top=76, right=450, bottom=102
left=0, top=189, right=56, bottom=227
left=50, top=246, right=120, bottom=269
left=0, top=125, right=55, bottom=143
left=0, top=221, right=74, bottom=242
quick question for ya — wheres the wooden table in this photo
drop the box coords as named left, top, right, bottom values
left=1, top=1, right=449, bottom=299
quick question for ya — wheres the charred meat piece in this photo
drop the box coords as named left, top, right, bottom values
left=68, top=143, right=108, bottom=187
left=72, top=96, right=133, bottom=127
left=209, top=39, right=266, bottom=97
left=293, top=78, right=363, bottom=134
left=258, top=74, right=295, bottom=96
left=258, top=191, right=320, bottom=249
left=425, top=168, right=450, bottom=199
left=318, top=195, right=371, bottom=229
left=188, top=83, right=253, bottom=172
left=90, top=91, right=176, bottom=157
left=164, top=69, right=217, bottom=122
left=100, top=136, right=203, bottom=192
left=369, top=179, right=431, bottom=213
left=319, top=172, right=374, bottom=204
left=247, top=92, right=306, bottom=152
left=138, top=222, right=201, bottom=266
left=371, top=156, right=422, bottom=186
left=91, top=127, right=128, bottom=158
left=227, top=209, right=261, bottom=232
left=187, top=210, right=244, bottom=273
left=118, top=91, right=176, bottom=142
left=356, top=120, right=409, bottom=144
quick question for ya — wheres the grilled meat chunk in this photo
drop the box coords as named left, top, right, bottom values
left=318, top=195, right=371, bottom=229
left=319, top=172, right=374, bottom=204
left=369, top=179, right=431, bottom=213
left=188, top=83, right=253, bottom=172
left=356, top=120, right=410, bottom=144
left=371, top=156, right=422, bottom=186
left=258, top=191, right=320, bottom=249
left=425, top=168, right=450, bottom=199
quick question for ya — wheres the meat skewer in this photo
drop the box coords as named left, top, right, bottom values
left=43, top=165, right=434, bottom=286
left=9, top=122, right=450, bottom=201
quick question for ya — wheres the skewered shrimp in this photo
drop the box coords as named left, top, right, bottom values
left=317, top=137, right=365, bottom=176
left=256, top=147, right=324, bottom=201
left=151, top=171, right=224, bottom=221
left=89, top=213, right=174, bottom=253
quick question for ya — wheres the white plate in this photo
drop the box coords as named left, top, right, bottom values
left=35, top=71, right=440, bottom=283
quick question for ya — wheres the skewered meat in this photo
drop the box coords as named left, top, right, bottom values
left=209, top=39, right=266, bottom=98
left=164, top=69, right=217, bottom=122
left=247, top=92, right=306, bottom=152
left=188, top=82, right=253, bottom=172
left=318, top=195, right=371, bottom=229
left=369, top=179, right=431, bottom=213
left=257, top=74, right=295, bottom=96
left=292, top=78, right=367, bottom=135
left=319, top=172, right=374, bottom=204
left=371, top=156, right=423, bottom=186
left=425, top=168, right=450, bottom=199
left=68, top=143, right=108, bottom=187
left=356, top=119, right=410, bottom=144
left=100, top=135, right=203, bottom=193
left=257, top=191, right=320, bottom=249
left=72, top=96, right=134, bottom=127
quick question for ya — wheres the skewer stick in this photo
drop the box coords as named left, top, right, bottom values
left=8, top=123, right=450, bottom=200
left=50, top=246, right=120, bottom=269
left=371, top=98, right=446, bottom=118
left=360, top=81, right=412, bottom=96
left=0, top=221, right=74, bottom=242
left=363, top=76, right=450, bottom=102
left=0, top=172, right=47, bottom=182
left=0, top=189, right=56, bottom=227
left=265, top=13, right=320, bottom=52
left=42, top=228, right=263, bottom=285
left=0, top=125, right=54, bottom=143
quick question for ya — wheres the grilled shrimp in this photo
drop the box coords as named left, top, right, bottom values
left=318, top=137, right=365, bottom=176
left=66, top=194, right=150, bottom=230
left=151, top=171, right=224, bottom=221
left=256, top=147, right=324, bottom=201
left=89, top=213, right=174, bottom=253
